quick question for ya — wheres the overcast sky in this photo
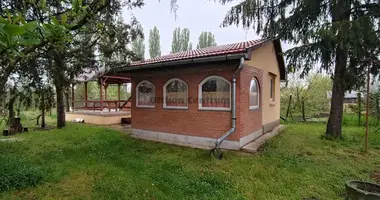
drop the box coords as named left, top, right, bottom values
left=122, top=0, right=292, bottom=59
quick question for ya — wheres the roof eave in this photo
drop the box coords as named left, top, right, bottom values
left=273, top=39, right=287, bottom=81
left=117, top=52, right=249, bottom=72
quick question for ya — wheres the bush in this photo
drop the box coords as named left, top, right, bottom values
left=0, top=156, right=44, bottom=192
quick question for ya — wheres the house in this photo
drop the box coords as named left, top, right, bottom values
left=326, top=91, right=361, bottom=104
left=110, top=39, right=286, bottom=150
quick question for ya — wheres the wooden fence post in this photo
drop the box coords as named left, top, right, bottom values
left=301, top=97, right=306, bottom=122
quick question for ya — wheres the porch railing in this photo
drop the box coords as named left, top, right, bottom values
left=72, top=99, right=131, bottom=112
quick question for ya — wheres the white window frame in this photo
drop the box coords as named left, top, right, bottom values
left=136, top=80, right=155, bottom=108
left=249, top=77, right=260, bottom=110
left=198, top=75, right=231, bottom=111
left=269, top=73, right=276, bottom=102
left=163, top=78, right=188, bottom=109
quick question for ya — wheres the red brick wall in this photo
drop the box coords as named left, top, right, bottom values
left=131, top=62, right=243, bottom=141
left=236, top=64, right=263, bottom=138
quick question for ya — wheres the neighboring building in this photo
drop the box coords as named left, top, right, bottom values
left=326, top=91, right=361, bottom=104
left=113, top=39, right=286, bottom=150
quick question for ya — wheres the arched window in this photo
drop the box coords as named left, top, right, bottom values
left=199, top=76, right=231, bottom=110
left=136, top=80, right=155, bottom=108
left=163, top=78, right=188, bottom=109
left=250, top=78, right=260, bottom=110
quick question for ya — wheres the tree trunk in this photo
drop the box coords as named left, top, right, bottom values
left=358, top=93, right=362, bottom=126
left=55, top=83, right=65, bottom=128
left=7, top=98, right=15, bottom=126
left=7, top=88, right=16, bottom=125
left=51, top=48, right=67, bottom=129
left=325, top=0, right=350, bottom=139
left=64, top=89, right=70, bottom=112
left=41, top=91, right=46, bottom=128
left=326, top=65, right=345, bottom=138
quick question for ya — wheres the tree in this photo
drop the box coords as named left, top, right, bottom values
left=1, top=0, right=144, bottom=128
left=171, top=27, right=191, bottom=53
left=149, top=26, right=161, bottom=58
left=220, top=0, right=380, bottom=139
left=132, top=35, right=145, bottom=60
left=196, top=31, right=217, bottom=49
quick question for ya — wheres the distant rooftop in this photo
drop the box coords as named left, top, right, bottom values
left=326, top=91, right=361, bottom=99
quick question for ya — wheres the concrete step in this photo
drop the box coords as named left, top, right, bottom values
left=241, top=125, right=285, bottom=153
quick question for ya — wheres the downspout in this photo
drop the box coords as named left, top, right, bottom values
left=213, top=56, right=245, bottom=152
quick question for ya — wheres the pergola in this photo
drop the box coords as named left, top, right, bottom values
left=71, top=75, right=131, bottom=112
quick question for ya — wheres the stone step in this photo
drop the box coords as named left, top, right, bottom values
left=241, top=125, right=285, bottom=153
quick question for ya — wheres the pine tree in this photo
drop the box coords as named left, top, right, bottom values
left=196, top=31, right=217, bottom=49
left=149, top=26, right=161, bottom=58
left=220, top=0, right=380, bottom=139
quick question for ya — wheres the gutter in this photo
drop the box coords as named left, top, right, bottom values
left=211, top=56, right=245, bottom=159
left=117, top=53, right=247, bottom=72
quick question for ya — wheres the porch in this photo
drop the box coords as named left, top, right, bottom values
left=66, top=75, right=132, bottom=125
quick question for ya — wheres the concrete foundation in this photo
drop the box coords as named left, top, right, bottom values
left=131, top=128, right=264, bottom=150
left=66, top=111, right=131, bottom=125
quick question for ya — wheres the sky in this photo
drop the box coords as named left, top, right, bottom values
left=122, top=0, right=292, bottom=59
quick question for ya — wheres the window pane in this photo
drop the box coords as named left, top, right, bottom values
left=250, top=79, right=259, bottom=107
left=165, top=80, right=188, bottom=107
left=201, top=77, right=230, bottom=108
left=138, top=81, right=154, bottom=106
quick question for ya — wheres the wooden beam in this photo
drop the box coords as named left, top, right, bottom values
left=104, top=84, right=108, bottom=101
left=71, top=84, right=75, bottom=111
left=100, top=78, right=103, bottom=111
left=118, top=84, right=121, bottom=111
left=102, top=75, right=131, bottom=81
left=84, top=82, right=88, bottom=108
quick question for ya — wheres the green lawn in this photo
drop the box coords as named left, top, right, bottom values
left=0, top=123, right=380, bottom=199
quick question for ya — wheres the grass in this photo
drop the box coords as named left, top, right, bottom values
left=0, top=122, right=380, bottom=199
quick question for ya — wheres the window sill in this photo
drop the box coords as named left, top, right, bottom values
left=198, top=107, right=231, bottom=111
left=163, top=106, right=188, bottom=110
left=270, top=102, right=276, bottom=106
left=136, top=105, right=155, bottom=108
left=249, top=106, right=260, bottom=110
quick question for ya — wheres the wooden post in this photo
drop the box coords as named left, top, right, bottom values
left=365, top=65, right=370, bottom=154
left=104, top=84, right=108, bottom=101
left=117, top=84, right=121, bottom=111
left=301, top=97, right=306, bottom=122
left=100, top=78, right=103, bottom=112
left=71, top=84, right=75, bottom=112
left=84, top=82, right=88, bottom=109
left=104, top=84, right=109, bottom=112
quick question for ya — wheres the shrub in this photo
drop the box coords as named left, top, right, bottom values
left=0, top=156, right=44, bottom=192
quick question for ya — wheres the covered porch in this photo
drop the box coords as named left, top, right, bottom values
left=66, top=75, right=132, bottom=125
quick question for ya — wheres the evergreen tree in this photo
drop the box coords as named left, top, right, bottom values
left=171, top=27, right=191, bottom=53
left=196, top=31, right=217, bottom=49
left=220, top=0, right=380, bottom=138
left=149, top=26, right=161, bottom=58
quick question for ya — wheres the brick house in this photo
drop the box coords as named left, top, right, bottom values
left=116, top=39, right=286, bottom=150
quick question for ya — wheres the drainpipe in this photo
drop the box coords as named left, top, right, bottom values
left=212, top=57, right=245, bottom=156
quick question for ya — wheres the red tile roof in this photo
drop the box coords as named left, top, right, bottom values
left=129, top=39, right=269, bottom=67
